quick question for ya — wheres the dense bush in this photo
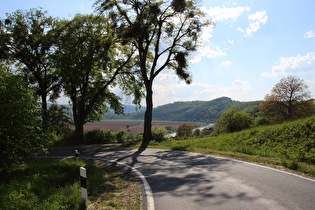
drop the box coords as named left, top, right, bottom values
left=84, top=129, right=121, bottom=144
left=151, top=125, right=168, bottom=142
left=177, top=123, right=194, bottom=137
left=123, top=132, right=143, bottom=145
left=83, top=129, right=127, bottom=144
left=115, top=130, right=126, bottom=143
left=214, top=107, right=253, bottom=134
left=0, top=66, right=46, bottom=171
left=254, top=116, right=270, bottom=126
left=193, top=129, right=201, bottom=136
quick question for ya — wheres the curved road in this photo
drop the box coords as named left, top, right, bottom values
left=42, top=145, right=315, bottom=210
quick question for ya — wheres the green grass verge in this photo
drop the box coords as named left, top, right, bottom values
left=0, top=159, right=141, bottom=209
left=140, top=116, right=315, bottom=177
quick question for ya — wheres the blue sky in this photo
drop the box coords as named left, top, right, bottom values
left=1, top=0, right=315, bottom=107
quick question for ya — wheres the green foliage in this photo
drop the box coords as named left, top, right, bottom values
left=84, top=129, right=127, bottom=144
left=115, top=130, right=126, bottom=143
left=123, top=132, right=143, bottom=145
left=1, top=8, right=61, bottom=128
left=150, top=116, right=315, bottom=175
left=193, top=128, right=201, bottom=136
left=0, top=159, right=140, bottom=209
left=151, top=125, right=168, bottom=142
left=177, top=123, right=195, bottom=137
left=212, top=116, right=315, bottom=164
left=105, top=97, right=261, bottom=123
left=53, top=14, right=133, bottom=142
left=261, top=75, right=315, bottom=124
left=96, top=0, right=211, bottom=144
left=47, top=103, right=73, bottom=133
left=85, top=129, right=115, bottom=144
left=214, top=107, right=254, bottom=134
left=254, top=116, right=270, bottom=126
left=0, top=65, right=46, bottom=171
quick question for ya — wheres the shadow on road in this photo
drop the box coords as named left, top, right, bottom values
left=39, top=145, right=305, bottom=209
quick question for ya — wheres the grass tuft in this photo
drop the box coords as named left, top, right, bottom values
left=0, top=159, right=141, bottom=209
left=147, top=116, right=315, bottom=177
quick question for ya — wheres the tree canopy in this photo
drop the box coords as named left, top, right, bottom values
left=177, top=123, right=194, bottom=137
left=0, top=8, right=60, bottom=129
left=260, top=75, right=314, bottom=124
left=53, top=14, right=139, bottom=142
left=96, top=0, right=211, bottom=145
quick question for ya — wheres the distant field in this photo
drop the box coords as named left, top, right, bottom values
left=84, top=121, right=199, bottom=134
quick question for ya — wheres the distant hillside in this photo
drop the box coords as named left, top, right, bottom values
left=103, top=97, right=261, bottom=123
left=51, top=104, right=145, bottom=113
left=120, top=105, right=146, bottom=113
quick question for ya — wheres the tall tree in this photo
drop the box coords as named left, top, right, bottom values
left=53, top=14, right=139, bottom=142
left=0, top=63, right=45, bottom=171
left=96, top=0, right=211, bottom=146
left=261, top=75, right=315, bottom=123
left=0, top=8, right=60, bottom=129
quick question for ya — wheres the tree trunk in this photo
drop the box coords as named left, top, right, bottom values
left=74, top=119, right=84, bottom=143
left=41, top=92, right=48, bottom=130
left=142, top=84, right=153, bottom=147
left=73, top=104, right=84, bottom=143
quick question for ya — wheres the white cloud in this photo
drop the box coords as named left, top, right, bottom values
left=232, top=79, right=250, bottom=88
left=152, top=79, right=252, bottom=107
left=201, top=6, right=250, bottom=22
left=220, top=61, right=232, bottom=67
left=304, top=30, right=315, bottom=39
left=192, top=79, right=251, bottom=101
left=191, top=45, right=226, bottom=63
left=245, top=11, right=268, bottom=36
left=262, top=52, right=315, bottom=77
left=228, top=39, right=235, bottom=44
left=237, top=27, right=244, bottom=33
left=201, top=25, right=214, bottom=43
left=152, top=81, right=215, bottom=106
left=157, top=72, right=176, bottom=82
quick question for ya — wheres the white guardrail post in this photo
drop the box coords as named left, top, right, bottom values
left=80, top=167, right=88, bottom=208
left=75, top=150, right=79, bottom=161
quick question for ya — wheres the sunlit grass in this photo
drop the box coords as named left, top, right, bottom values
left=0, top=159, right=141, bottom=209
left=147, top=116, right=315, bottom=177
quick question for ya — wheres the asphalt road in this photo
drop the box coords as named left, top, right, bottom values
left=42, top=145, right=315, bottom=210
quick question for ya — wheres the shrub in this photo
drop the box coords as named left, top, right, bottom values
left=84, top=129, right=117, bottom=144
left=193, top=128, right=200, bottom=136
left=214, top=107, right=253, bottom=134
left=115, top=130, right=126, bottom=143
left=254, top=116, right=270, bottom=126
left=177, top=123, right=194, bottom=137
left=0, top=66, right=46, bottom=171
left=123, top=133, right=143, bottom=145
left=152, top=125, right=168, bottom=142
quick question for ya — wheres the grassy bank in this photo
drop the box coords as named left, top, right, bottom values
left=0, top=159, right=141, bottom=209
left=147, top=116, right=315, bottom=177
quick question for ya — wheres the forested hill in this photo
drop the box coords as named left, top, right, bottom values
left=104, top=97, right=261, bottom=123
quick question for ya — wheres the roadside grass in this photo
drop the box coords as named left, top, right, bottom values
left=0, top=159, right=141, bottom=209
left=145, top=116, right=315, bottom=177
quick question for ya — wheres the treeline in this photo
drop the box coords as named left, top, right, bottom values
left=103, top=97, right=261, bottom=123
